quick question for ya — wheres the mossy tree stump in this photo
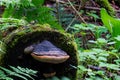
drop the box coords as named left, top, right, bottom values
left=0, top=24, right=78, bottom=80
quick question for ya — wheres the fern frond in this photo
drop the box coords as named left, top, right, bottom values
left=17, top=66, right=37, bottom=76
left=0, top=66, right=28, bottom=80
left=0, top=70, right=6, bottom=77
left=0, top=66, right=37, bottom=80
left=9, top=66, right=35, bottom=80
left=0, top=0, right=34, bottom=8
left=0, top=18, right=28, bottom=31
left=1, top=0, right=64, bottom=30
left=0, top=77, right=13, bottom=80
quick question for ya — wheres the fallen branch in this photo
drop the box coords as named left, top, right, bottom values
left=85, top=6, right=120, bottom=13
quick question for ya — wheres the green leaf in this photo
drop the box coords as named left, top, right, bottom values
left=95, top=71, right=105, bottom=76
left=0, top=70, right=6, bottom=77
left=32, top=0, right=44, bottom=6
left=85, top=78, right=93, bottom=80
left=101, top=8, right=120, bottom=37
left=61, top=76, right=70, bottom=80
left=92, top=48, right=105, bottom=54
left=9, top=66, right=35, bottom=80
left=100, top=8, right=113, bottom=33
left=114, top=74, right=120, bottom=80
left=115, top=35, right=120, bottom=41
left=99, top=62, right=120, bottom=70
left=17, top=66, right=37, bottom=76
left=0, top=77, right=13, bottom=80
left=97, top=57, right=107, bottom=62
left=114, top=59, right=120, bottom=65
left=78, top=65, right=87, bottom=71
left=87, top=12, right=100, bottom=20
left=0, top=0, right=34, bottom=8
left=87, top=69, right=95, bottom=76
left=0, top=66, right=28, bottom=80
left=0, top=18, right=28, bottom=31
left=0, top=66, right=38, bottom=80
left=97, top=38, right=107, bottom=44
left=98, top=52, right=109, bottom=57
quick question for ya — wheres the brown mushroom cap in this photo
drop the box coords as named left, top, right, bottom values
left=31, top=40, right=70, bottom=64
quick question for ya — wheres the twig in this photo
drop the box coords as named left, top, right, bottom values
left=85, top=6, right=101, bottom=11
left=67, top=0, right=86, bottom=24
left=88, top=65, right=102, bottom=70
left=65, top=17, right=76, bottom=31
left=65, top=1, right=82, bottom=31
left=85, top=6, right=120, bottom=13
left=90, top=0, right=96, bottom=6
left=56, top=0, right=60, bottom=23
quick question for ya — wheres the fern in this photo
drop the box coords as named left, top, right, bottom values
left=16, top=66, right=37, bottom=76
left=0, top=0, right=34, bottom=8
left=0, top=66, right=37, bottom=80
left=0, top=18, right=28, bottom=31
left=1, top=0, right=64, bottom=30
left=9, top=66, right=35, bottom=80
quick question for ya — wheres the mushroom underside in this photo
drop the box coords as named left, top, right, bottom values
left=31, top=53, right=70, bottom=64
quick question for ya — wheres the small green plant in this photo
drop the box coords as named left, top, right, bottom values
left=0, top=0, right=34, bottom=8
left=101, top=8, right=120, bottom=50
left=88, top=38, right=116, bottom=50
left=0, top=40, right=6, bottom=53
left=0, top=18, right=28, bottom=39
left=0, top=0, right=63, bottom=30
left=100, top=8, right=120, bottom=37
left=0, top=18, right=28, bottom=30
left=77, top=48, right=120, bottom=80
left=0, top=66, right=37, bottom=80
left=70, top=23, right=108, bottom=38
left=86, top=11, right=100, bottom=23
left=69, top=23, right=108, bottom=49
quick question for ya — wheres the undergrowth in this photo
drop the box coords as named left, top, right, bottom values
left=0, top=0, right=63, bottom=30
left=70, top=22, right=120, bottom=80
left=1, top=0, right=120, bottom=80
left=0, top=66, right=37, bottom=80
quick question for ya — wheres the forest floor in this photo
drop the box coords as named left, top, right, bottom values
left=1, top=0, right=120, bottom=80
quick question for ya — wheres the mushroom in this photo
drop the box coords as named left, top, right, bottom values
left=24, top=46, right=34, bottom=54
left=24, top=40, right=70, bottom=77
left=43, top=72, right=56, bottom=78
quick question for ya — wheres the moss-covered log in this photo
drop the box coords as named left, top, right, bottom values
left=0, top=24, right=78, bottom=80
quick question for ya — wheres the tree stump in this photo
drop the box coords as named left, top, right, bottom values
left=0, top=24, right=78, bottom=80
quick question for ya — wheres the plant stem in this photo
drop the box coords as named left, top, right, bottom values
left=67, top=0, right=86, bottom=24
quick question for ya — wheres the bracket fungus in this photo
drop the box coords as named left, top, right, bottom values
left=1, top=24, right=78, bottom=80
left=24, top=40, right=70, bottom=64
left=24, top=40, right=70, bottom=77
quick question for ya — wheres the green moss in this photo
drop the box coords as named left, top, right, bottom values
left=95, top=0, right=115, bottom=17
left=0, top=41, right=6, bottom=65
left=2, top=24, right=78, bottom=80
